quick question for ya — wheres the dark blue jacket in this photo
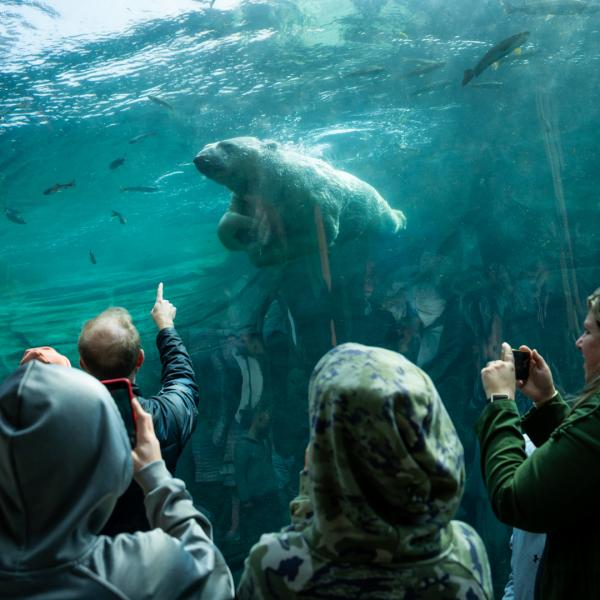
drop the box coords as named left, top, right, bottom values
left=102, top=327, right=199, bottom=535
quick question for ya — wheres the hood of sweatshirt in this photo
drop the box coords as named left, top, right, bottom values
left=304, top=343, right=465, bottom=563
left=0, top=361, right=132, bottom=571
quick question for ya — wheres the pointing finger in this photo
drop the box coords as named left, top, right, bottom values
left=156, top=282, right=163, bottom=302
left=501, top=342, right=513, bottom=362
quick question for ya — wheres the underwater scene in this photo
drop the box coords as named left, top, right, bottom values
left=1, top=0, right=599, bottom=595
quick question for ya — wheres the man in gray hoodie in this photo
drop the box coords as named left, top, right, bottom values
left=0, top=361, right=234, bottom=599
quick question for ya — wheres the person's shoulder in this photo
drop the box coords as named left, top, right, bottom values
left=95, top=529, right=184, bottom=564
left=246, top=530, right=312, bottom=572
left=241, top=531, right=314, bottom=596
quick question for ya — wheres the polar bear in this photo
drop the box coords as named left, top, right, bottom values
left=193, top=137, right=406, bottom=267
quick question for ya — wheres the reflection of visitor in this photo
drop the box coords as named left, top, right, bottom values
left=407, top=250, right=447, bottom=367
left=234, top=405, right=284, bottom=547
left=352, top=260, right=397, bottom=349
left=233, top=332, right=265, bottom=423
left=382, top=281, right=420, bottom=359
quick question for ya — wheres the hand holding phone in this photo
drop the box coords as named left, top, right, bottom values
left=130, top=398, right=162, bottom=474
left=101, top=378, right=137, bottom=448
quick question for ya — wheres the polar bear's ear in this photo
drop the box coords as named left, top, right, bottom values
left=264, top=140, right=279, bottom=151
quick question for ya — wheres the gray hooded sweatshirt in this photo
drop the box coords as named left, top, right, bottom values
left=0, top=361, right=234, bottom=599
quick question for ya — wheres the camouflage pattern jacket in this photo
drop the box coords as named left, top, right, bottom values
left=238, top=343, right=493, bottom=599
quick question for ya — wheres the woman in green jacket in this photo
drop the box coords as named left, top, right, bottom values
left=477, top=287, right=600, bottom=599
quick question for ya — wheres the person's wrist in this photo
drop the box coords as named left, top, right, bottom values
left=487, top=393, right=514, bottom=403
left=533, top=388, right=557, bottom=408
left=155, top=319, right=174, bottom=330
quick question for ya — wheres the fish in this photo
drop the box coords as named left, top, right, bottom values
left=109, top=157, right=125, bottom=170
left=128, top=131, right=156, bottom=144
left=5, top=207, right=26, bottom=224
left=148, top=95, right=174, bottom=110
left=500, top=0, right=599, bottom=14
left=398, top=59, right=446, bottom=79
left=120, top=186, right=159, bottom=193
left=89, top=250, right=97, bottom=265
left=111, top=210, right=127, bottom=224
left=462, top=31, right=529, bottom=86
left=43, top=180, right=75, bottom=195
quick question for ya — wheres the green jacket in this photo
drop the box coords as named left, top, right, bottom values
left=476, top=391, right=600, bottom=599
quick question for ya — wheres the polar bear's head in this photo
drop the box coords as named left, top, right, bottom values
left=193, top=137, right=278, bottom=195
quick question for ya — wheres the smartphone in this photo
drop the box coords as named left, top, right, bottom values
left=512, top=349, right=531, bottom=382
left=101, top=378, right=137, bottom=448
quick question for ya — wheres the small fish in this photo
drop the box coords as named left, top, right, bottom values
left=43, top=180, right=75, bottom=195
left=148, top=95, right=174, bottom=110
left=128, top=131, right=156, bottom=144
left=501, top=0, right=599, bottom=14
left=109, top=157, right=125, bottom=170
left=398, top=59, right=446, bottom=79
left=120, top=186, right=159, bottom=193
left=5, top=207, right=26, bottom=224
left=462, top=31, right=529, bottom=86
left=89, top=250, right=97, bottom=265
left=111, top=210, right=127, bottom=224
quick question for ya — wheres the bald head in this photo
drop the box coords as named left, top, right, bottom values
left=78, top=308, right=142, bottom=380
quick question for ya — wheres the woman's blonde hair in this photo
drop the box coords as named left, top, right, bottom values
left=572, top=287, right=600, bottom=409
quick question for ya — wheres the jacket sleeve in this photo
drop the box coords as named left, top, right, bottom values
left=136, top=460, right=235, bottom=598
left=476, top=396, right=600, bottom=532
left=520, top=393, right=570, bottom=447
left=142, top=328, right=199, bottom=461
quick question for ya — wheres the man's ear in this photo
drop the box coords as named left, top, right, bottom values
left=79, top=357, right=88, bottom=372
left=136, top=349, right=145, bottom=368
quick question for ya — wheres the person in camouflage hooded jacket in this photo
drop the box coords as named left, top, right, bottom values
left=237, top=343, right=492, bottom=599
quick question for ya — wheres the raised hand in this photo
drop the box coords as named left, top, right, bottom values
left=150, top=282, right=177, bottom=330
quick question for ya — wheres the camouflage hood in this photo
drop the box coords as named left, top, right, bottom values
left=304, top=343, right=465, bottom=562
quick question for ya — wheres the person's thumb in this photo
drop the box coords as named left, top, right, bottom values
left=501, top=341, right=513, bottom=362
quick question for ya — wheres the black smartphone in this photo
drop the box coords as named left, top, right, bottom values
left=101, top=378, right=137, bottom=448
left=512, top=349, right=531, bottom=382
